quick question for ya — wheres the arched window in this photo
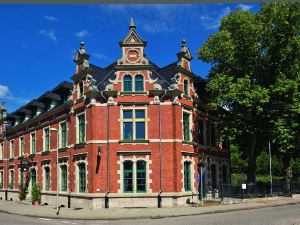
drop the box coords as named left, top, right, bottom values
left=31, top=168, right=36, bottom=187
left=211, top=164, right=217, bottom=190
left=135, top=75, right=144, bottom=92
left=136, top=160, right=146, bottom=192
left=123, top=75, right=132, bottom=92
left=44, top=167, right=50, bottom=191
left=78, top=163, right=86, bottom=192
left=184, top=79, right=189, bottom=96
left=123, top=161, right=133, bottom=192
left=10, top=170, right=14, bottom=189
left=184, top=161, right=191, bottom=191
left=61, top=165, right=68, bottom=192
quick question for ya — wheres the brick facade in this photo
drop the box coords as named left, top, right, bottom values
left=0, top=19, right=230, bottom=208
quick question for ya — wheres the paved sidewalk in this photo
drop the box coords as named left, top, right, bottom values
left=0, top=197, right=299, bottom=220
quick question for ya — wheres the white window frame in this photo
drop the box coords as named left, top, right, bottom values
left=43, top=127, right=51, bottom=151
left=19, top=136, right=25, bottom=157
left=183, top=78, right=190, bottom=97
left=0, top=142, right=3, bottom=160
left=182, top=109, right=193, bottom=142
left=59, top=121, right=68, bottom=148
left=76, top=112, right=86, bottom=144
left=77, top=81, right=84, bottom=99
left=120, top=107, right=148, bottom=140
left=10, top=140, right=14, bottom=159
left=30, top=131, right=36, bottom=154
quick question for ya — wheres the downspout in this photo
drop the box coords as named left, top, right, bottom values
left=101, top=91, right=110, bottom=208
left=5, top=140, right=8, bottom=201
left=158, top=91, right=167, bottom=207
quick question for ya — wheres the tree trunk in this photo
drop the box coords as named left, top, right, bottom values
left=247, top=133, right=257, bottom=184
left=283, top=154, right=292, bottom=195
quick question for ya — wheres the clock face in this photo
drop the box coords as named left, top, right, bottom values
left=126, top=49, right=140, bottom=63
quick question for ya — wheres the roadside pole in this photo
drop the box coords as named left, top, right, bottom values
left=268, top=141, right=273, bottom=196
left=201, top=166, right=204, bottom=207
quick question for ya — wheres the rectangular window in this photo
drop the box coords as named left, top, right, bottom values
left=78, top=81, right=84, bottom=98
left=20, top=137, right=24, bottom=156
left=60, top=122, right=67, bottom=148
left=183, top=112, right=190, bottom=141
left=184, top=162, right=191, bottom=191
left=122, top=109, right=145, bottom=140
left=79, top=164, right=86, bottom=192
left=61, top=165, right=68, bottom=192
left=44, top=128, right=50, bottom=151
left=78, top=114, right=85, bottom=143
left=198, top=120, right=205, bottom=145
left=210, top=123, right=216, bottom=147
left=136, top=161, right=146, bottom=192
left=0, top=171, right=3, bottom=189
left=10, top=170, right=14, bottom=189
left=31, top=133, right=36, bottom=154
left=45, top=167, right=50, bottom=191
left=10, top=140, right=14, bottom=159
left=0, top=142, right=3, bottom=160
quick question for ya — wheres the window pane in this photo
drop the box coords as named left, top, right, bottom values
left=135, top=75, right=144, bottom=92
left=136, top=122, right=145, bottom=139
left=123, top=122, right=133, bottom=140
left=61, top=123, right=67, bottom=147
left=123, top=110, right=133, bottom=119
left=123, top=161, right=133, bottom=192
left=61, top=165, right=67, bottom=191
left=184, top=162, right=191, bottom=191
left=135, top=110, right=145, bottom=119
left=136, top=161, right=146, bottom=192
left=78, top=115, right=85, bottom=143
left=183, top=113, right=190, bottom=141
left=123, top=75, right=132, bottom=92
left=79, top=164, right=86, bottom=192
left=184, top=80, right=189, bottom=96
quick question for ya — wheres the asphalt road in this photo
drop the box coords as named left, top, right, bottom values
left=0, top=204, right=300, bottom=225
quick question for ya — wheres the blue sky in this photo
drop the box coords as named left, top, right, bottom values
left=0, top=3, right=260, bottom=112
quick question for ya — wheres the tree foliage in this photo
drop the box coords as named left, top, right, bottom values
left=198, top=3, right=300, bottom=183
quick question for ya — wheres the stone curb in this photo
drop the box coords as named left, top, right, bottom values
left=0, top=200, right=299, bottom=220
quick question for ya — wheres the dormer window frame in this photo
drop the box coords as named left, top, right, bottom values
left=78, top=81, right=84, bottom=99
left=183, top=79, right=189, bottom=97
left=122, top=74, right=145, bottom=92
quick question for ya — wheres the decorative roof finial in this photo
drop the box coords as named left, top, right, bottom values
left=1, top=101, right=6, bottom=110
left=181, top=39, right=187, bottom=52
left=129, top=17, right=136, bottom=29
left=80, top=42, right=85, bottom=53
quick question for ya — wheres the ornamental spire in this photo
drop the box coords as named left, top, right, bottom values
left=129, top=17, right=136, bottom=29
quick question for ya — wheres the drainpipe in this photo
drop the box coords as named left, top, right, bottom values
left=158, top=91, right=167, bottom=208
left=5, top=141, right=8, bottom=201
left=101, top=92, right=110, bottom=208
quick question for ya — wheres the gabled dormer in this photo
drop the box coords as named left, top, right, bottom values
left=177, top=39, right=193, bottom=72
left=71, top=42, right=92, bottom=100
left=117, top=18, right=149, bottom=67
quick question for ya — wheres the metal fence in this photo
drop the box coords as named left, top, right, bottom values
left=218, top=180, right=300, bottom=200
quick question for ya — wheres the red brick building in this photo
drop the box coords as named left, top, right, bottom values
left=0, top=19, right=230, bottom=208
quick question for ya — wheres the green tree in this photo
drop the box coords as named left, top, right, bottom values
left=198, top=3, right=300, bottom=184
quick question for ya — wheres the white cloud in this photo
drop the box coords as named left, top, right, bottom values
left=0, top=84, right=29, bottom=105
left=199, top=6, right=231, bottom=30
left=0, top=85, right=9, bottom=98
left=39, top=29, right=57, bottom=41
left=44, top=16, right=57, bottom=21
left=75, top=30, right=91, bottom=38
left=237, top=4, right=254, bottom=11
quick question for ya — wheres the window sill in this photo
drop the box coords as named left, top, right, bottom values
left=120, top=91, right=147, bottom=95
left=119, top=140, right=149, bottom=144
left=58, top=147, right=68, bottom=152
left=29, top=153, right=36, bottom=158
left=74, top=142, right=86, bottom=149
left=42, top=151, right=50, bottom=156
left=182, top=140, right=194, bottom=145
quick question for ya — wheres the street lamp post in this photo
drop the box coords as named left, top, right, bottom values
left=50, top=128, right=59, bottom=215
left=268, top=141, right=273, bottom=196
